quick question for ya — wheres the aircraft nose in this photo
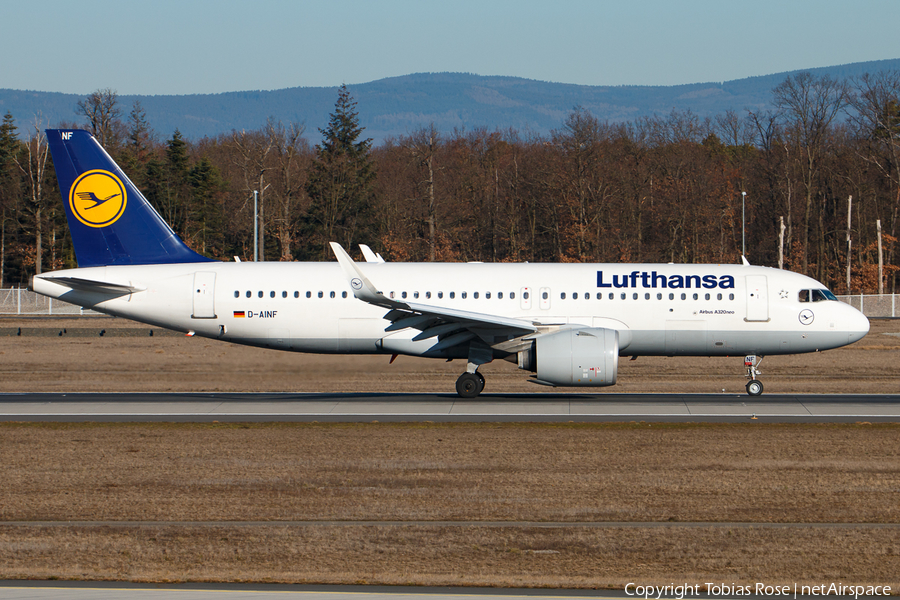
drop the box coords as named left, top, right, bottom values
left=846, top=306, right=869, bottom=344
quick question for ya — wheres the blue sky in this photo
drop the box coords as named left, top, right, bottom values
left=5, top=0, right=899, bottom=95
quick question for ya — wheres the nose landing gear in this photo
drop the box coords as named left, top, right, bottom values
left=744, top=355, right=764, bottom=396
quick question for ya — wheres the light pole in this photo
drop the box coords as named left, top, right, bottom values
left=741, top=191, right=747, bottom=258
left=253, top=184, right=271, bottom=262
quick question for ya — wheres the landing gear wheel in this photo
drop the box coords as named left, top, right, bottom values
left=456, top=372, right=484, bottom=398
left=746, top=380, right=764, bottom=396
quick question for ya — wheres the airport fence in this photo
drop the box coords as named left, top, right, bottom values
left=0, top=288, right=102, bottom=316
left=1, top=287, right=897, bottom=318
left=836, top=294, right=900, bottom=318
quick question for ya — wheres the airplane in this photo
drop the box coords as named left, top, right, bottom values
left=30, top=129, right=870, bottom=397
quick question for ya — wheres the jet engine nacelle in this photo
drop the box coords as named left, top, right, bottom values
left=531, top=327, right=619, bottom=387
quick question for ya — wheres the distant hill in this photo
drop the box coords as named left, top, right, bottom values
left=2, top=58, right=899, bottom=145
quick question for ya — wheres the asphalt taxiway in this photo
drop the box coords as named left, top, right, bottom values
left=1, top=392, right=899, bottom=422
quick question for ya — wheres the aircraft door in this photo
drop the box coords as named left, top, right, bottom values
left=539, top=287, right=551, bottom=310
left=192, top=271, right=217, bottom=319
left=745, top=275, right=769, bottom=322
left=520, top=287, right=532, bottom=310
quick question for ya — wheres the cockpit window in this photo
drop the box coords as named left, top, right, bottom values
left=813, top=289, right=837, bottom=302
left=800, top=289, right=837, bottom=302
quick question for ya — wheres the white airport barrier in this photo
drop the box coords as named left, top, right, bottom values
left=1, top=287, right=897, bottom=318
left=0, top=288, right=102, bottom=316
left=836, top=294, right=899, bottom=318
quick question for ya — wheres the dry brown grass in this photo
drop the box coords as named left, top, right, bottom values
left=2, top=317, right=900, bottom=587
left=0, top=317, right=898, bottom=394
left=2, top=422, right=900, bottom=524
left=1, top=422, right=899, bottom=587
left=2, top=525, right=898, bottom=588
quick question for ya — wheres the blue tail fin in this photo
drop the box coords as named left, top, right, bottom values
left=46, top=129, right=213, bottom=267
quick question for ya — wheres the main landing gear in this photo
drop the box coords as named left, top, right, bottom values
left=744, top=355, right=764, bottom=396
left=456, top=370, right=485, bottom=398
left=456, top=342, right=492, bottom=398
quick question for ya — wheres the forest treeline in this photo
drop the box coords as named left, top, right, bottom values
left=1, top=72, right=900, bottom=295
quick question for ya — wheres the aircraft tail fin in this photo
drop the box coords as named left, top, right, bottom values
left=46, top=129, right=213, bottom=267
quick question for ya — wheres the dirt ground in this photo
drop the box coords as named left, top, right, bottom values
left=1, top=422, right=899, bottom=588
left=1, top=317, right=899, bottom=588
left=1, top=316, right=899, bottom=394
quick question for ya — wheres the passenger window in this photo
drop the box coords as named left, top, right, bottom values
left=597, top=293, right=602, bottom=300
left=620, top=293, right=626, bottom=300
left=681, top=293, right=686, bottom=300
left=294, top=291, right=299, bottom=298
left=462, top=292, right=467, bottom=299
left=573, top=292, right=578, bottom=300
left=270, top=291, right=275, bottom=298
left=234, top=291, right=239, bottom=298
left=486, top=292, right=491, bottom=299
left=438, top=292, right=443, bottom=299
left=523, top=292, right=528, bottom=300
left=390, top=292, right=395, bottom=299
left=693, top=293, right=698, bottom=300
left=426, top=292, right=431, bottom=299
left=330, top=291, right=335, bottom=298
left=729, top=293, right=735, bottom=300
left=342, top=291, right=347, bottom=298
left=318, top=291, right=324, bottom=298
left=657, top=293, right=662, bottom=300
left=560, top=292, right=566, bottom=300
left=450, top=292, right=455, bottom=299
left=282, top=291, right=288, bottom=298
left=633, top=293, right=638, bottom=300
left=258, top=291, right=263, bottom=298
left=510, top=292, right=515, bottom=299
left=669, top=293, right=674, bottom=300
left=705, top=293, right=710, bottom=300
left=717, top=293, right=722, bottom=300
left=645, top=293, right=650, bottom=300
left=609, top=293, right=614, bottom=300
left=414, top=292, right=419, bottom=299
left=474, top=292, right=479, bottom=299
left=306, top=291, right=311, bottom=298
left=401, top=291, right=407, bottom=299
left=246, top=291, right=251, bottom=298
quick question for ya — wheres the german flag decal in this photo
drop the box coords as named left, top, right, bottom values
left=233, top=311, right=245, bottom=318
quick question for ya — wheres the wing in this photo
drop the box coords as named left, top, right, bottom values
left=330, top=242, right=537, bottom=354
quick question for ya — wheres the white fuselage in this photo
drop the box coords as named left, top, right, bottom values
left=32, top=261, right=869, bottom=359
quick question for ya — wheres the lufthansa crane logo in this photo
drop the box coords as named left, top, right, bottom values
left=69, top=170, right=127, bottom=228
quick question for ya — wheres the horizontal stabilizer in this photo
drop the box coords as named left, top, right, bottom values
left=34, top=276, right=144, bottom=295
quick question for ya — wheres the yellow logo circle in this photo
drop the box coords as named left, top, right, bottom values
left=69, top=170, right=127, bottom=228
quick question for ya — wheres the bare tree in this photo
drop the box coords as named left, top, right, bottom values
left=14, top=119, right=50, bottom=275
left=265, top=119, right=308, bottom=260
left=76, top=88, right=123, bottom=149
left=773, top=72, right=849, bottom=278
left=230, top=129, right=275, bottom=260
left=849, top=71, right=900, bottom=291
left=404, top=124, right=440, bottom=261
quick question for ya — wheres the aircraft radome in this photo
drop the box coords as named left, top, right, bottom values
left=31, top=129, right=870, bottom=397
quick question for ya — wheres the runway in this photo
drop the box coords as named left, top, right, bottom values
left=2, top=391, right=899, bottom=422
